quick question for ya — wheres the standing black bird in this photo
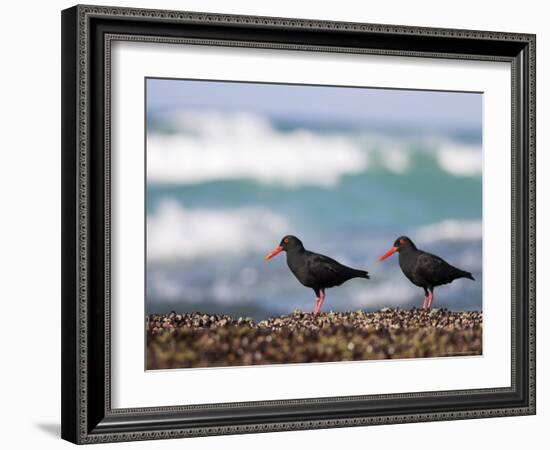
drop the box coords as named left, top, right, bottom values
left=379, top=236, right=475, bottom=309
left=265, top=235, right=370, bottom=316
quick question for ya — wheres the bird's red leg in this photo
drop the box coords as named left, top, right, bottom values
left=427, top=290, right=434, bottom=309
left=422, top=289, right=429, bottom=309
left=422, top=295, right=428, bottom=309
left=313, top=290, right=323, bottom=317
left=314, top=293, right=322, bottom=316
left=316, top=289, right=326, bottom=315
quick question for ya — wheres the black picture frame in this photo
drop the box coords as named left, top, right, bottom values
left=61, top=4, right=536, bottom=444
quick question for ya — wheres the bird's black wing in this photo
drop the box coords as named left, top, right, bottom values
left=305, top=252, right=361, bottom=287
left=415, top=252, right=461, bottom=286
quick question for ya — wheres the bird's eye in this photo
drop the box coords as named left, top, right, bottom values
left=399, top=238, right=405, bottom=245
left=284, top=238, right=289, bottom=243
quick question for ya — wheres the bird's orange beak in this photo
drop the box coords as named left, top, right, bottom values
left=379, top=246, right=398, bottom=261
left=265, top=246, right=283, bottom=260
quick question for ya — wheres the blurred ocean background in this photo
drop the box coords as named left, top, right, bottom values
left=146, top=79, right=482, bottom=320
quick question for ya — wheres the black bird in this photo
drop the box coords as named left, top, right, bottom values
left=379, top=236, right=474, bottom=309
left=265, top=235, right=370, bottom=316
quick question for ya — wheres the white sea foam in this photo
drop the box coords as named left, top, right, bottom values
left=147, top=200, right=289, bottom=261
left=415, top=219, right=482, bottom=243
left=378, top=147, right=411, bottom=174
left=148, top=111, right=482, bottom=185
left=350, top=279, right=417, bottom=308
left=147, top=267, right=262, bottom=304
left=436, top=144, right=482, bottom=176
left=148, top=111, right=369, bottom=187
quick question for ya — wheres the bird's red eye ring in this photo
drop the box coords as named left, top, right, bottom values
left=284, top=238, right=289, bottom=243
left=399, top=238, right=405, bottom=245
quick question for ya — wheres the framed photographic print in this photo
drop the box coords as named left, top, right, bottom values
left=61, top=4, right=536, bottom=444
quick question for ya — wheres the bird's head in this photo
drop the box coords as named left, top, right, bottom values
left=264, top=235, right=304, bottom=260
left=379, top=236, right=416, bottom=261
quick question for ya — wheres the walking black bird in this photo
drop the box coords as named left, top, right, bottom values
left=379, top=236, right=475, bottom=309
left=265, top=235, right=370, bottom=316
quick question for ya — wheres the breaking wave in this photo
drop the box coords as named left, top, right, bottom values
left=147, top=200, right=289, bottom=261
left=436, top=144, right=482, bottom=177
left=147, top=111, right=481, bottom=187
left=415, top=220, right=482, bottom=244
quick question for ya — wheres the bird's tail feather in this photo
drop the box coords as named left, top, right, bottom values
left=356, top=269, right=370, bottom=279
left=461, top=270, right=475, bottom=281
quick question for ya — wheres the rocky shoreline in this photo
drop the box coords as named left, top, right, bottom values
left=146, top=309, right=482, bottom=369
